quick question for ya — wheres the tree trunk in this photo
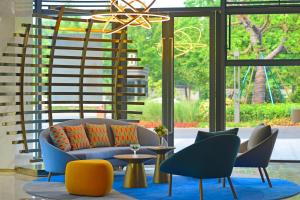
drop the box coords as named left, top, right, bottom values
left=252, top=44, right=286, bottom=104
left=238, top=15, right=286, bottom=104
left=252, top=66, right=266, bottom=104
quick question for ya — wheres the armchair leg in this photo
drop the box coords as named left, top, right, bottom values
left=199, top=179, right=203, bottom=200
left=47, top=172, right=52, bottom=182
left=168, top=174, right=173, bottom=196
left=258, top=167, right=265, bottom=183
left=227, top=177, right=237, bottom=199
left=263, top=168, right=272, bottom=188
left=222, top=178, right=226, bottom=187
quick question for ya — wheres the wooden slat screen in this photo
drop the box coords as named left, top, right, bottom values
left=0, top=6, right=146, bottom=163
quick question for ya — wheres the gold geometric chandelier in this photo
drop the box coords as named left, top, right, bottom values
left=92, top=0, right=170, bottom=34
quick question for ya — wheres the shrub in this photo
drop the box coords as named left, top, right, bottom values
left=129, top=98, right=300, bottom=127
left=226, top=103, right=300, bottom=122
left=290, top=88, right=300, bottom=103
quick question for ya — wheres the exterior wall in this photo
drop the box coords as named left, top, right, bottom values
left=0, top=0, right=32, bottom=169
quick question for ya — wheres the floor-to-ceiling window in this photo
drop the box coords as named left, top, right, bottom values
left=126, top=25, right=163, bottom=128
left=173, top=16, right=210, bottom=149
left=226, top=12, right=300, bottom=162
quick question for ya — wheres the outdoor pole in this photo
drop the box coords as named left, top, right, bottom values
left=233, top=51, right=240, bottom=123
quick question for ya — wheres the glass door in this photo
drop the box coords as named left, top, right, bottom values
left=162, top=14, right=217, bottom=149
left=174, top=16, right=211, bottom=150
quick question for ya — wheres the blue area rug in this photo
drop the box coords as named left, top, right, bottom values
left=37, top=175, right=300, bottom=200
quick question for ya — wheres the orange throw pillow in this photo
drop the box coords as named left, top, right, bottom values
left=64, top=124, right=91, bottom=150
left=50, top=125, right=71, bottom=152
left=85, top=123, right=111, bottom=147
left=111, top=125, right=139, bottom=146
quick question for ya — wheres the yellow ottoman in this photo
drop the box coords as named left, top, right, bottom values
left=65, top=160, right=114, bottom=197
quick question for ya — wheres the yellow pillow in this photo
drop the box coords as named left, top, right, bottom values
left=110, top=125, right=139, bottom=146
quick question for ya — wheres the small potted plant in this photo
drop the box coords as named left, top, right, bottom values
left=154, top=125, right=168, bottom=146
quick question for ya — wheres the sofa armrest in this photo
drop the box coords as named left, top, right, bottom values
left=137, top=126, right=160, bottom=146
left=39, top=136, right=78, bottom=174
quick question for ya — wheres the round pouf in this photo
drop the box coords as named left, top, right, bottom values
left=65, top=160, right=114, bottom=197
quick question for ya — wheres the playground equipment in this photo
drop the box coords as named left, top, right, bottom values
left=239, top=65, right=289, bottom=104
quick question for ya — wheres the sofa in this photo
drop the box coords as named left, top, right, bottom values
left=39, top=118, right=160, bottom=179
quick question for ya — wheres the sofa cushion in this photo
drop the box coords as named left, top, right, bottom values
left=49, top=125, right=71, bottom=152
left=85, top=123, right=111, bottom=147
left=68, top=146, right=155, bottom=160
left=111, top=125, right=139, bottom=146
left=247, top=124, right=272, bottom=150
left=64, top=124, right=91, bottom=150
left=194, top=128, right=239, bottom=143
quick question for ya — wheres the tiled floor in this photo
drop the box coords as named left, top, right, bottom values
left=0, top=163, right=299, bottom=200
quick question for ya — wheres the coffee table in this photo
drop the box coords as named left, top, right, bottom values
left=113, top=154, right=156, bottom=188
left=148, top=146, right=175, bottom=183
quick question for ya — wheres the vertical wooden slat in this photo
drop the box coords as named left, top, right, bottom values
left=19, top=24, right=31, bottom=151
left=79, top=19, right=94, bottom=119
left=47, top=7, right=65, bottom=126
left=112, top=30, right=127, bottom=120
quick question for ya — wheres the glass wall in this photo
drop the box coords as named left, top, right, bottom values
left=226, top=66, right=300, bottom=161
left=227, top=14, right=300, bottom=60
left=127, top=25, right=163, bottom=128
left=173, top=17, right=210, bottom=150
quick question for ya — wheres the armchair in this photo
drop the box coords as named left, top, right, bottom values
left=160, top=134, right=240, bottom=200
left=235, top=128, right=278, bottom=188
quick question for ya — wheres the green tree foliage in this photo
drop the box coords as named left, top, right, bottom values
left=185, top=0, right=220, bottom=7
left=174, top=17, right=210, bottom=99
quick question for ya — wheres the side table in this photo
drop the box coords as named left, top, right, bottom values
left=148, top=146, right=175, bottom=184
left=113, top=154, right=156, bottom=188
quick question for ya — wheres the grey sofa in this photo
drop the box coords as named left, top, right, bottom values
left=39, top=118, right=160, bottom=181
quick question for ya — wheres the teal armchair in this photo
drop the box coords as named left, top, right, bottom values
left=160, top=134, right=240, bottom=200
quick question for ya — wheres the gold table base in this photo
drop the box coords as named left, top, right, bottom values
left=153, top=154, right=168, bottom=183
left=124, top=162, right=147, bottom=188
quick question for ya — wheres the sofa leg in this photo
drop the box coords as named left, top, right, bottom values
left=263, top=168, right=272, bottom=188
left=227, top=177, right=237, bottom=199
left=168, top=174, right=172, bottom=196
left=199, top=178, right=203, bottom=200
left=222, top=177, right=226, bottom=187
left=48, top=172, right=52, bottom=182
left=258, top=167, right=265, bottom=183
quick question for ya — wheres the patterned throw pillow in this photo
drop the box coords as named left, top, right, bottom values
left=111, top=125, right=139, bottom=146
left=49, top=125, right=71, bottom=152
left=64, top=124, right=91, bottom=150
left=85, top=123, right=111, bottom=147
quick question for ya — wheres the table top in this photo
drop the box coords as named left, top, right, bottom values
left=114, top=154, right=156, bottom=162
left=147, top=146, right=176, bottom=154
left=148, top=146, right=175, bottom=150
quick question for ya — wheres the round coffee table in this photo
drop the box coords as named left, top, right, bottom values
left=113, top=154, right=156, bottom=188
left=148, top=146, right=175, bottom=183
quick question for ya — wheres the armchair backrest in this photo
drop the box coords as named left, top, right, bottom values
left=236, top=128, right=278, bottom=168
left=160, top=134, right=240, bottom=179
